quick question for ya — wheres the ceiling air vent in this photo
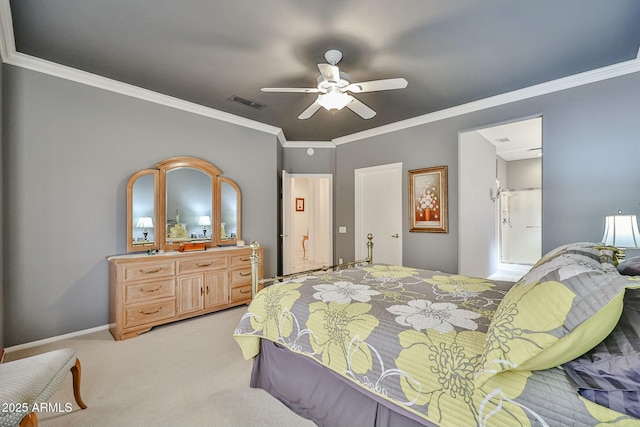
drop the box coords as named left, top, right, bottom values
left=227, top=95, right=266, bottom=110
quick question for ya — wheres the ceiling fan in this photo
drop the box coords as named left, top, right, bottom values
left=261, top=49, right=408, bottom=120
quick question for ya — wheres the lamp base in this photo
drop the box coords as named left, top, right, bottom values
left=617, top=247, right=626, bottom=262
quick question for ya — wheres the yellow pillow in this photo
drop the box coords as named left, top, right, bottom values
left=475, top=247, right=632, bottom=387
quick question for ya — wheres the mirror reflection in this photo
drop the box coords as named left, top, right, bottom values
left=165, top=167, right=213, bottom=243
left=220, top=181, right=238, bottom=241
left=131, top=173, right=156, bottom=246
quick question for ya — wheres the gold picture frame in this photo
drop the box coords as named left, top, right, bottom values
left=409, top=165, right=448, bottom=233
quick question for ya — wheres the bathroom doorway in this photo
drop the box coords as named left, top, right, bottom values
left=459, top=116, right=542, bottom=281
left=282, top=173, right=333, bottom=275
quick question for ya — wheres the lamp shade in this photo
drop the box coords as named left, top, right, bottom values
left=602, top=213, right=640, bottom=248
left=198, top=216, right=212, bottom=226
left=136, top=217, right=154, bottom=228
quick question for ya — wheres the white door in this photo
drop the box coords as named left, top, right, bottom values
left=458, top=132, right=498, bottom=278
left=355, top=163, right=403, bottom=265
left=282, top=170, right=295, bottom=274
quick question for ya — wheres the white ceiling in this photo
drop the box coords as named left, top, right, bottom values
left=4, top=0, right=640, bottom=142
left=477, top=117, right=542, bottom=161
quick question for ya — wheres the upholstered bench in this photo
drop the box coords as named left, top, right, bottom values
left=0, top=348, right=87, bottom=427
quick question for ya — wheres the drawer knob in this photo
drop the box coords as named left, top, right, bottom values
left=196, top=262, right=213, bottom=267
left=239, top=289, right=250, bottom=294
left=139, top=267, right=161, bottom=274
left=140, top=285, right=161, bottom=293
left=239, top=257, right=250, bottom=262
left=139, top=307, right=162, bottom=315
left=239, top=272, right=251, bottom=277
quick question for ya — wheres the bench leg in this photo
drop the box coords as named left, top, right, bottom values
left=70, top=358, right=88, bottom=409
left=19, top=412, right=38, bottom=427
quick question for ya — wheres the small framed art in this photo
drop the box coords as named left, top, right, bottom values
left=409, top=165, right=448, bottom=233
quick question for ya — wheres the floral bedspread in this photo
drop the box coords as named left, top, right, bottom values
left=233, top=265, right=633, bottom=427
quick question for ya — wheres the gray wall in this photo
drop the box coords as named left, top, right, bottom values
left=0, top=59, right=4, bottom=347
left=2, top=65, right=279, bottom=346
left=3, top=63, right=640, bottom=347
left=332, top=71, right=640, bottom=273
left=282, top=147, right=335, bottom=175
left=507, top=158, right=542, bottom=190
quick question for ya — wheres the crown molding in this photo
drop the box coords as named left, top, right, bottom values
left=6, top=52, right=285, bottom=138
left=2, top=1, right=639, bottom=148
left=282, top=141, right=336, bottom=149
left=0, top=1, right=284, bottom=142
left=0, top=0, right=15, bottom=61
left=333, top=57, right=640, bottom=145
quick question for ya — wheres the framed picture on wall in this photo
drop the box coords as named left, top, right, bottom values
left=296, top=198, right=305, bottom=212
left=409, top=165, right=448, bottom=233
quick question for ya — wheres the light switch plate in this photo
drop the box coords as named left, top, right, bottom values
left=338, top=226, right=347, bottom=234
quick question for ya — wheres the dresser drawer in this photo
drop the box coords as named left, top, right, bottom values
left=125, top=299, right=176, bottom=328
left=125, top=278, right=176, bottom=304
left=230, top=253, right=252, bottom=267
left=230, top=268, right=252, bottom=286
left=177, top=257, right=227, bottom=274
left=123, top=261, right=175, bottom=283
left=230, top=284, right=252, bottom=303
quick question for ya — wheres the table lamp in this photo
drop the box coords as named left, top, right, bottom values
left=602, top=210, right=640, bottom=260
left=199, top=215, right=211, bottom=238
left=136, top=217, right=154, bottom=241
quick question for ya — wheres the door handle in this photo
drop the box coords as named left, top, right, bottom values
left=391, top=234, right=399, bottom=238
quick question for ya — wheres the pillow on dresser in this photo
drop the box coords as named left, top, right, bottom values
left=563, top=287, right=640, bottom=418
left=475, top=243, right=631, bottom=387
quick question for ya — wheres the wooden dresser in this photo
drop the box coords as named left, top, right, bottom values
left=108, top=246, right=263, bottom=340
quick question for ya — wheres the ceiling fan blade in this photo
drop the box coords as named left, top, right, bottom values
left=347, top=97, right=376, bottom=119
left=317, top=63, right=340, bottom=83
left=298, top=101, right=322, bottom=120
left=261, top=87, right=319, bottom=93
left=346, top=78, right=408, bottom=93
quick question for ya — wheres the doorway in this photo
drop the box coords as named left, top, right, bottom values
left=459, top=117, right=542, bottom=280
left=282, top=173, right=333, bottom=275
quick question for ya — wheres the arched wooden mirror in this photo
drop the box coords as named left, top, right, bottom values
left=126, top=156, right=242, bottom=252
left=127, top=169, right=159, bottom=252
left=219, top=177, right=241, bottom=245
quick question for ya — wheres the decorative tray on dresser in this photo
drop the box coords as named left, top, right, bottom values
left=108, top=245, right=263, bottom=340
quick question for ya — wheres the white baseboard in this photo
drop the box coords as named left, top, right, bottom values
left=5, top=324, right=110, bottom=353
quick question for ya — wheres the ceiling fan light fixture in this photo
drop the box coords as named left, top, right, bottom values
left=317, top=90, right=351, bottom=111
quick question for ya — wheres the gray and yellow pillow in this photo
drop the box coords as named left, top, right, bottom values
left=476, top=243, right=636, bottom=386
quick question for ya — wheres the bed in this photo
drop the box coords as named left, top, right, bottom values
left=234, top=239, right=640, bottom=426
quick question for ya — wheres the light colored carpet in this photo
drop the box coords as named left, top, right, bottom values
left=4, top=306, right=316, bottom=427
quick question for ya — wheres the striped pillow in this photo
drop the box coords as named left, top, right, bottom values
left=563, top=287, right=640, bottom=418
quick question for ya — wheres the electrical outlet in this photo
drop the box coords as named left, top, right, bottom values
left=338, top=226, right=347, bottom=233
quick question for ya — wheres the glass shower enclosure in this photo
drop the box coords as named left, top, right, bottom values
left=500, top=188, right=542, bottom=265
